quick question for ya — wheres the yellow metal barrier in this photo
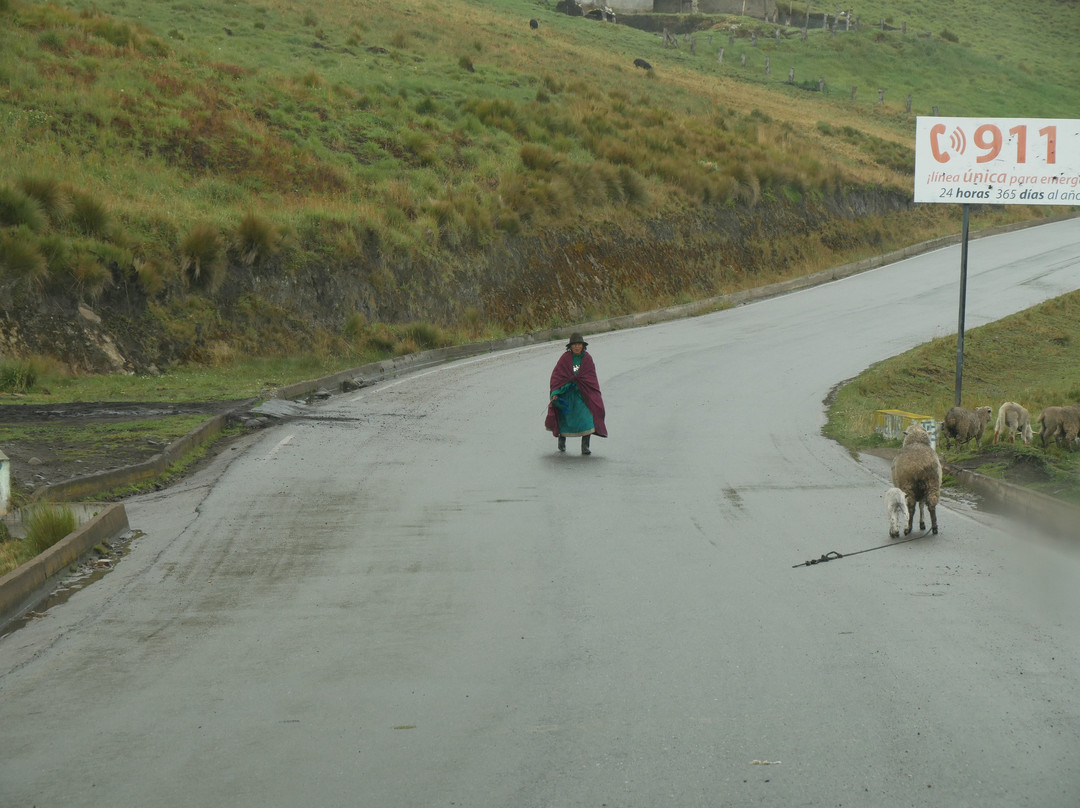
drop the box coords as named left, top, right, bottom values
left=874, top=409, right=938, bottom=449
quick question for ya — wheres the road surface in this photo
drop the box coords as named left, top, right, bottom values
left=2, top=219, right=1080, bottom=807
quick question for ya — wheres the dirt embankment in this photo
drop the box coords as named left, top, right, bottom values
left=0, top=187, right=913, bottom=376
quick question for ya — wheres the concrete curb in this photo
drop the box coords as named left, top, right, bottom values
left=945, top=463, right=1079, bottom=541
left=0, top=503, right=129, bottom=624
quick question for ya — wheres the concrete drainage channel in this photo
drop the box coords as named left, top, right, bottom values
left=2, top=214, right=1078, bottom=630
left=0, top=503, right=130, bottom=630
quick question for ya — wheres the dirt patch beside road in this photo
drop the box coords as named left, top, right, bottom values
left=0, top=400, right=244, bottom=498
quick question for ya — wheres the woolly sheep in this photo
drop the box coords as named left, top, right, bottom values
left=993, top=401, right=1033, bottom=445
left=1037, top=405, right=1080, bottom=449
left=942, top=405, right=992, bottom=450
left=890, top=423, right=942, bottom=535
left=885, top=487, right=907, bottom=539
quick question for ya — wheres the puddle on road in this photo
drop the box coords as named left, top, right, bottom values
left=1, top=529, right=145, bottom=639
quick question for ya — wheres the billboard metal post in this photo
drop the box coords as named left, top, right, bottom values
left=954, top=205, right=970, bottom=407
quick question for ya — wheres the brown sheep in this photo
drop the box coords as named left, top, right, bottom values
left=942, top=405, right=992, bottom=450
left=891, top=423, right=942, bottom=535
left=1037, top=405, right=1080, bottom=449
left=992, top=401, right=1033, bottom=445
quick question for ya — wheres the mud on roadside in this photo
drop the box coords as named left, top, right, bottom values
left=0, top=400, right=243, bottom=497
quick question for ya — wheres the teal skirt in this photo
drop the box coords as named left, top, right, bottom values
left=552, top=382, right=595, bottom=437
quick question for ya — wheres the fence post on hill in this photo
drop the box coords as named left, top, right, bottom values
left=788, top=67, right=795, bottom=84
left=717, top=47, right=724, bottom=64
left=851, top=85, right=857, bottom=101
left=819, top=77, right=826, bottom=93
left=906, top=94, right=912, bottom=114
left=878, top=88, right=885, bottom=105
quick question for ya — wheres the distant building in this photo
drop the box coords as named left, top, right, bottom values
left=609, top=0, right=777, bottom=14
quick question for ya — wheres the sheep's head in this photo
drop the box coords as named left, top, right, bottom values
left=902, top=423, right=932, bottom=446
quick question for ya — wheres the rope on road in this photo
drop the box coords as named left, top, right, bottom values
left=792, top=529, right=932, bottom=568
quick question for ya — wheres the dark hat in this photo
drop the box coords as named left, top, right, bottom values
left=566, top=332, right=588, bottom=349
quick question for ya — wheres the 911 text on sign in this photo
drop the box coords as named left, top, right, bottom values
left=914, top=117, right=1080, bottom=205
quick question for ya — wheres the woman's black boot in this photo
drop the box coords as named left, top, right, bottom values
left=581, top=435, right=591, bottom=455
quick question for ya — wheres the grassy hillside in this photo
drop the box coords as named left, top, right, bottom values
left=0, top=0, right=1077, bottom=374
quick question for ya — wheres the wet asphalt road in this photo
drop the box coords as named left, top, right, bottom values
left=2, top=220, right=1080, bottom=807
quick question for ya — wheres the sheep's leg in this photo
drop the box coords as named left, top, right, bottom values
left=918, top=500, right=926, bottom=531
left=904, top=499, right=916, bottom=536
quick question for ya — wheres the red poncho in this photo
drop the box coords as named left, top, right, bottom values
left=545, top=351, right=607, bottom=438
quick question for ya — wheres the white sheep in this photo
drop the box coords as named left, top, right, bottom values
left=885, top=487, right=907, bottom=539
left=891, top=423, right=943, bottom=535
left=942, top=405, right=992, bottom=450
left=992, top=401, right=1033, bottom=445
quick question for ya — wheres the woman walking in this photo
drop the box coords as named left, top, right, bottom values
left=545, top=333, right=607, bottom=454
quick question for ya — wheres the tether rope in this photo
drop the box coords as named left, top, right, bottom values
left=793, top=529, right=932, bottom=568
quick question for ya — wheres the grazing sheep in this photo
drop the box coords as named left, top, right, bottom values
left=634, top=58, right=652, bottom=70
left=942, top=405, right=992, bottom=450
left=530, top=18, right=539, bottom=29
left=885, top=487, right=907, bottom=539
left=891, top=423, right=942, bottom=535
left=993, top=401, right=1033, bottom=445
left=1037, top=405, right=1080, bottom=449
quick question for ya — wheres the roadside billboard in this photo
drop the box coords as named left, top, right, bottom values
left=914, top=117, right=1080, bottom=205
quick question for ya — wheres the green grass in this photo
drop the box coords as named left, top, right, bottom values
left=0, top=503, right=77, bottom=577
left=22, top=502, right=76, bottom=556
left=0, top=0, right=1076, bottom=377
left=1, top=415, right=209, bottom=460
left=825, top=289, right=1080, bottom=504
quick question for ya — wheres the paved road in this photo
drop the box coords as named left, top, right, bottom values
left=3, top=220, right=1080, bottom=807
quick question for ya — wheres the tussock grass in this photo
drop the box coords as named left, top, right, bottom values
left=23, top=503, right=77, bottom=558
left=0, top=503, right=79, bottom=577
left=180, top=223, right=227, bottom=292
left=0, top=356, right=47, bottom=393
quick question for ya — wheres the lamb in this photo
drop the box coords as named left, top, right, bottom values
left=942, top=405, right=992, bottom=450
left=992, top=401, right=1033, bottom=445
left=1037, top=405, right=1080, bottom=449
left=891, top=423, right=942, bottom=535
left=885, top=487, right=908, bottom=539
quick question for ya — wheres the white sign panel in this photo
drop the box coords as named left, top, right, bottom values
left=914, top=117, right=1080, bottom=205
